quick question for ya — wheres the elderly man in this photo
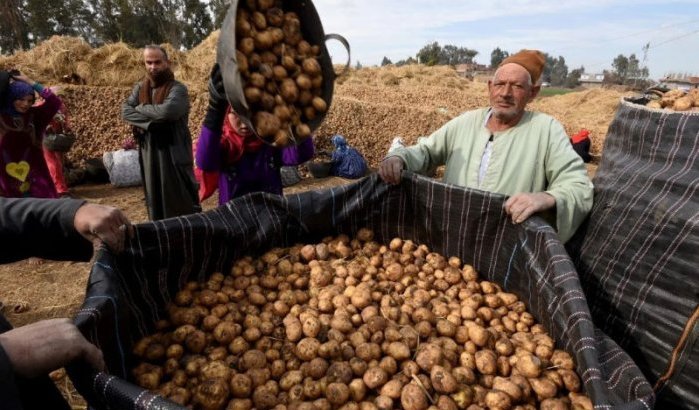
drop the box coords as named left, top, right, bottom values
left=379, top=50, right=593, bottom=242
left=122, top=45, right=200, bottom=220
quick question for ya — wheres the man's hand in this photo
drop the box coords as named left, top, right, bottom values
left=504, top=192, right=556, bottom=224
left=378, top=156, right=405, bottom=185
left=0, top=319, right=105, bottom=378
left=73, top=203, right=133, bottom=253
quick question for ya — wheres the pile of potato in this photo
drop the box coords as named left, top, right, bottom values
left=645, top=88, right=699, bottom=111
left=132, top=229, right=592, bottom=410
left=234, top=0, right=327, bottom=146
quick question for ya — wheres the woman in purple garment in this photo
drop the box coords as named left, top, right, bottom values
left=0, top=74, right=62, bottom=198
left=196, top=106, right=314, bottom=204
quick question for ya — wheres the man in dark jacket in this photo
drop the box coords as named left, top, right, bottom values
left=0, top=197, right=130, bottom=409
left=121, top=45, right=201, bottom=220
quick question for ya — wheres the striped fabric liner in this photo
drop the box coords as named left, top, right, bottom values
left=569, top=98, right=699, bottom=409
left=70, top=172, right=653, bottom=409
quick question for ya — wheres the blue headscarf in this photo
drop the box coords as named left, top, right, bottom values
left=2, top=81, right=35, bottom=116
left=331, top=134, right=348, bottom=151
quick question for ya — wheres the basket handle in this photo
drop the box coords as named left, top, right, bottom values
left=325, top=33, right=351, bottom=77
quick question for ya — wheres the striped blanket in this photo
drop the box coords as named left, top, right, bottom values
left=68, top=170, right=654, bottom=409
left=570, top=98, right=699, bottom=409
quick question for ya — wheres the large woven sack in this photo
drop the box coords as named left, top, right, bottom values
left=103, top=149, right=142, bottom=187
left=67, top=173, right=654, bottom=409
left=569, top=98, right=699, bottom=409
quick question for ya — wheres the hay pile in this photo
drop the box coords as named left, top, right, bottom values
left=530, top=88, right=630, bottom=154
left=2, top=35, right=627, bottom=168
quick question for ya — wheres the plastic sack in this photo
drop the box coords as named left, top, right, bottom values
left=570, top=129, right=592, bottom=163
left=67, top=173, right=653, bottom=409
left=102, top=149, right=142, bottom=187
left=568, top=98, right=699, bottom=409
left=330, top=134, right=367, bottom=178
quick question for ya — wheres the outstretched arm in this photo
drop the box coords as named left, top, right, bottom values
left=0, top=198, right=132, bottom=262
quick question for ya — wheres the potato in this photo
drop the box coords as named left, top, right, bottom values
left=296, top=74, right=312, bottom=90
left=515, top=353, right=541, bottom=378
left=540, top=398, right=568, bottom=410
left=254, top=111, right=280, bottom=138
left=475, top=349, right=497, bottom=375
left=380, top=379, right=403, bottom=399
left=558, top=368, right=581, bottom=392
left=240, top=349, right=267, bottom=370
left=266, top=7, right=283, bottom=26
left=569, top=392, right=593, bottom=410
left=327, top=361, right=354, bottom=384
left=375, top=395, right=393, bottom=410
left=201, top=360, right=232, bottom=382
left=137, top=372, right=161, bottom=390
left=415, top=343, right=444, bottom=371
left=430, top=365, right=457, bottom=393
left=252, top=384, right=278, bottom=409
left=194, top=378, right=230, bottom=410
left=279, top=370, right=304, bottom=391
left=363, top=366, right=389, bottom=389
left=296, top=337, right=321, bottom=361
left=295, top=123, right=311, bottom=139
left=400, top=383, right=429, bottom=410
left=238, top=37, right=255, bottom=56
left=327, top=382, right=351, bottom=405
left=386, top=341, right=411, bottom=361
left=529, top=377, right=558, bottom=401
left=550, top=350, right=575, bottom=370
left=468, top=324, right=491, bottom=347
left=492, top=376, right=523, bottom=402
left=484, top=390, right=512, bottom=410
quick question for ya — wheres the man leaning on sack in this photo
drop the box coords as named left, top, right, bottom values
left=378, top=49, right=593, bottom=242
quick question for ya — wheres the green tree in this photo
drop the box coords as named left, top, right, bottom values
left=355, top=60, right=362, bottom=69
left=24, top=0, right=90, bottom=42
left=550, top=56, right=568, bottom=87
left=180, top=0, right=213, bottom=48
left=395, top=56, right=416, bottom=66
left=381, top=56, right=392, bottom=66
left=209, top=0, right=231, bottom=28
left=612, top=54, right=629, bottom=84
left=85, top=0, right=131, bottom=44
left=0, top=0, right=30, bottom=53
left=565, top=66, right=584, bottom=88
left=490, top=47, right=509, bottom=68
left=440, top=45, right=478, bottom=65
left=541, top=53, right=556, bottom=83
left=416, top=41, right=441, bottom=66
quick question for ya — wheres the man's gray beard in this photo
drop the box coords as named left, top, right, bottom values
left=493, top=109, right=518, bottom=123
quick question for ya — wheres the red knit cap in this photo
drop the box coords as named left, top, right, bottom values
left=499, top=49, right=546, bottom=84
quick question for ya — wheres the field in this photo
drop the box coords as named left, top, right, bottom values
left=0, top=35, right=623, bottom=407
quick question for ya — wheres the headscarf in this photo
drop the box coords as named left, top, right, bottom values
left=499, top=49, right=546, bottom=85
left=221, top=105, right=263, bottom=165
left=331, top=134, right=348, bottom=151
left=1, top=81, right=34, bottom=116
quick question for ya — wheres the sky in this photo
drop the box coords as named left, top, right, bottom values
left=311, top=0, right=699, bottom=80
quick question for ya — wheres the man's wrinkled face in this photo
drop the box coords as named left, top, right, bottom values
left=488, top=64, right=539, bottom=123
left=13, top=95, right=35, bottom=114
left=143, top=48, right=169, bottom=76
